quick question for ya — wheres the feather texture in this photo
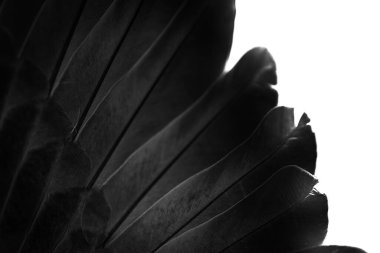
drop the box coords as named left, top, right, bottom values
left=0, top=0, right=366, bottom=252
left=155, top=166, right=318, bottom=253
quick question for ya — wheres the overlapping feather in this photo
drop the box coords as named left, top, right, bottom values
left=0, top=0, right=366, bottom=252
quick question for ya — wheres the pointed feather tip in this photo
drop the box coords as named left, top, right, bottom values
left=309, top=188, right=325, bottom=197
left=298, top=112, right=311, bottom=127
left=305, top=188, right=328, bottom=215
left=280, top=165, right=319, bottom=186
left=250, top=47, right=277, bottom=87
left=231, top=47, right=277, bottom=85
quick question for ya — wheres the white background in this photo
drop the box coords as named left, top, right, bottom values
left=227, top=1, right=380, bottom=252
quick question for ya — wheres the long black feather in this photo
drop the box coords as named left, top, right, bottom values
left=0, top=0, right=367, bottom=252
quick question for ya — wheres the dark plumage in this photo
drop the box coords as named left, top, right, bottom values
left=0, top=0, right=365, bottom=252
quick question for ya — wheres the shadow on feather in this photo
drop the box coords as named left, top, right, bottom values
left=0, top=0, right=367, bottom=252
